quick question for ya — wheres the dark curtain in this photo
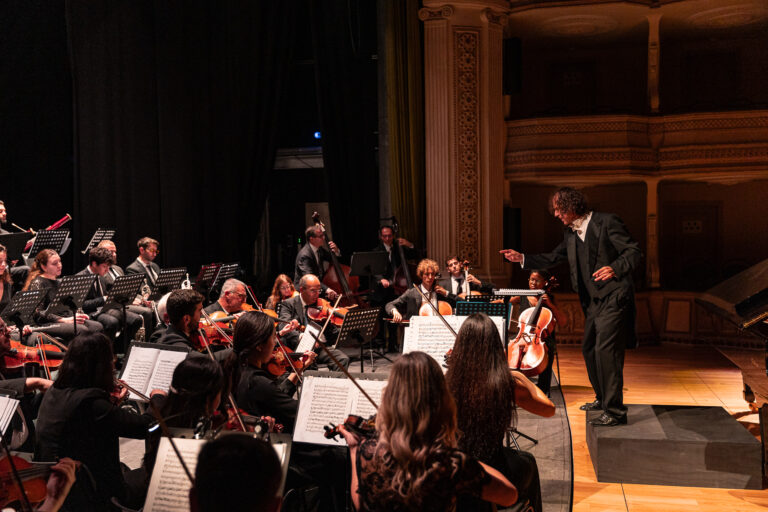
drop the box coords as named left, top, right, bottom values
left=310, top=0, right=380, bottom=256
left=65, top=0, right=295, bottom=278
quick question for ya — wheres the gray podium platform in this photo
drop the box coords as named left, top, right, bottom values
left=586, top=404, right=763, bottom=489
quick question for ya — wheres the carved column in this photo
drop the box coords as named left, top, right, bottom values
left=647, top=13, right=662, bottom=114
left=645, top=177, right=661, bottom=288
left=420, top=1, right=509, bottom=281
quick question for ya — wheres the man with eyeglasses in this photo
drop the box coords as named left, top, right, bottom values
left=293, top=225, right=341, bottom=301
left=126, top=236, right=161, bottom=287
left=205, top=278, right=249, bottom=315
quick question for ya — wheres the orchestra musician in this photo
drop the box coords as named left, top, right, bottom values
left=34, top=332, right=154, bottom=510
left=509, top=269, right=568, bottom=395
left=293, top=225, right=340, bottom=301
left=97, top=239, right=155, bottom=338
left=77, top=247, right=143, bottom=348
left=23, top=249, right=104, bottom=341
left=264, top=273, right=298, bottom=311
left=385, top=258, right=450, bottom=323
left=191, top=435, right=283, bottom=512
left=204, top=278, right=248, bottom=315
left=156, top=289, right=203, bottom=349
left=446, top=313, right=555, bottom=512
left=0, top=243, right=11, bottom=312
left=369, top=225, right=417, bottom=353
left=0, top=200, right=31, bottom=291
left=438, top=256, right=494, bottom=303
left=501, top=186, right=641, bottom=427
left=277, top=274, right=350, bottom=371
left=125, top=236, right=161, bottom=287
left=338, top=351, right=518, bottom=512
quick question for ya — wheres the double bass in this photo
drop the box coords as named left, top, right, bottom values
left=507, top=277, right=558, bottom=376
left=311, top=212, right=362, bottom=307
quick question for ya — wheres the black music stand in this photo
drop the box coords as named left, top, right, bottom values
left=103, top=274, right=146, bottom=351
left=47, top=274, right=96, bottom=337
left=0, top=233, right=34, bottom=265
left=456, top=293, right=508, bottom=303
left=211, top=263, right=240, bottom=295
left=25, top=230, right=69, bottom=260
left=333, top=306, right=382, bottom=373
left=350, top=251, right=389, bottom=297
left=455, top=301, right=509, bottom=340
left=148, top=267, right=187, bottom=302
left=194, top=262, right=222, bottom=302
left=1, top=289, right=46, bottom=334
left=81, top=228, right=115, bottom=254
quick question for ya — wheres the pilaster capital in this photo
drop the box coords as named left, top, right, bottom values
left=481, top=8, right=508, bottom=27
left=418, top=5, right=454, bottom=22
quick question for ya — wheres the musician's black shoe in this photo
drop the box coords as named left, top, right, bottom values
left=589, top=412, right=627, bottom=427
left=579, top=399, right=602, bottom=411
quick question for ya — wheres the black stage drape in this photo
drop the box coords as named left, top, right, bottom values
left=66, top=1, right=295, bottom=277
left=310, top=0, right=380, bottom=256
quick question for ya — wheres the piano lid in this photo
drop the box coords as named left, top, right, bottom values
left=696, top=258, right=768, bottom=338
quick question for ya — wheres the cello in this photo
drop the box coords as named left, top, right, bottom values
left=311, top=212, right=362, bottom=307
left=507, top=277, right=558, bottom=376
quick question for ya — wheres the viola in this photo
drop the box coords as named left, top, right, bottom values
left=324, top=414, right=377, bottom=441
left=265, top=345, right=310, bottom=378
left=507, top=277, right=558, bottom=377
left=0, top=455, right=52, bottom=508
left=307, top=298, right=348, bottom=327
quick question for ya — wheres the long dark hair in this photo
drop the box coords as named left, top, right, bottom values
left=23, top=248, right=58, bottom=290
left=54, top=333, right=116, bottom=392
left=378, top=351, right=458, bottom=506
left=445, top=313, right=516, bottom=461
left=161, top=356, right=225, bottom=427
left=0, top=244, right=10, bottom=285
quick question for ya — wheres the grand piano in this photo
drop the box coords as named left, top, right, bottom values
left=696, top=258, right=768, bottom=481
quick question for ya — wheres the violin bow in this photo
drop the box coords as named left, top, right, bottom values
left=412, top=284, right=458, bottom=337
left=199, top=309, right=233, bottom=345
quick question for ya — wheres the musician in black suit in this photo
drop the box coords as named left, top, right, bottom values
left=501, top=187, right=641, bottom=427
left=98, top=240, right=154, bottom=339
left=125, top=236, right=161, bottom=287
left=437, top=256, right=494, bottom=305
left=278, top=274, right=350, bottom=371
left=369, top=225, right=417, bottom=352
left=293, top=226, right=340, bottom=301
left=385, top=259, right=450, bottom=323
left=77, top=247, right=142, bottom=349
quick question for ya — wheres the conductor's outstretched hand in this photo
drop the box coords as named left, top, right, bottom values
left=499, top=249, right=523, bottom=263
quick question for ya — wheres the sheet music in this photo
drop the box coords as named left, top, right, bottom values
left=296, top=322, right=323, bottom=354
left=143, top=437, right=203, bottom=512
left=121, top=345, right=187, bottom=400
left=402, top=316, right=505, bottom=371
left=0, top=396, right=20, bottom=435
left=273, top=442, right=288, bottom=466
left=293, top=376, right=386, bottom=446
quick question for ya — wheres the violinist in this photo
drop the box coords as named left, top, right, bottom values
left=157, top=289, right=202, bottom=348
left=338, top=351, right=518, bottom=512
left=97, top=239, right=154, bottom=338
left=446, top=313, right=555, bottom=512
left=264, top=273, right=298, bottom=311
left=77, top=247, right=143, bottom=348
left=293, top=225, right=340, bottom=301
left=35, top=332, right=155, bottom=510
left=125, top=236, right=161, bottom=287
left=277, top=274, right=350, bottom=371
left=509, top=270, right=568, bottom=395
left=385, top=258, right=449, bottom=323
left=438, top=256, right=493, bottom=302
left=203, top=278, right=247, bottom=315
left=23, top=249, right=104, bottom=342
left=191, top=435, right=282, bottom=512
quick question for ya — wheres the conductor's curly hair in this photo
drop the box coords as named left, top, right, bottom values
left=550, top=187, right=588, bottom=217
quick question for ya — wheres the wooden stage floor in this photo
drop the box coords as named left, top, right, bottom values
left=558, top=343, right=768, bottom=511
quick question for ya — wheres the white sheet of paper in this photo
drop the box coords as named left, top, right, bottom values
left=120, top=346, right=158, bottom=400
left=145, top=350, right=189, bottom=397
left=0, top=396, right=20, bottom=435
left=143, top=437, right=203, bottom=512
left=296, top=323, right=322, bottom=354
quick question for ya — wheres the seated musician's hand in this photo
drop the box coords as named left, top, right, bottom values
left=434, top=285, right=448, bottom=297
left=76, top=313, right=89, bottom=324
left=328, top=241, right=340, bottom=255
left=279, top=323, right=295, bottom=337
left=500, top=249, right=523, bottom=262
left=338, top=424, right=361, bottom=449
left=149, top=389, right=168, bottom=398
left=467, top=274, right=480, bottom=285
left=22, top=325, right=31, bottom=336
left=592, top=266, right=616, bottom=282
left=391, top=309, right=403, bottom=323
left=397, top=237, right=414, bottom=248
left=25, top=377, right=53, bottom=392
left=325, top=288, right=339, bottom=301
left=40, top=457, right=80, bottom=512
left=259, top=415, right=276, bottom=432
left=380, top=279, right=390, bottom=288
left=303, top=351, right=318, bottom=367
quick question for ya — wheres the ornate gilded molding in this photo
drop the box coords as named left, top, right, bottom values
left=418, top=5, right=454, bottom=22
left=481, top=8, right=508, bottom=27
left=454, top=29, right=480, bottom=264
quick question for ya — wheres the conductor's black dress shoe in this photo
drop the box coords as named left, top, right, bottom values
left=579, top=399, right=602, bottom=411
left=589, top=412, right=627, bottom=427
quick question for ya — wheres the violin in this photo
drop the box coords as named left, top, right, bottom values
left=0, top=455, right=52, bottom=509
left=2, top=341, right=64, bottom=372
left=324, top=414, right=377, bottom=441
left=211, top=406, right=284, bottom=436
left=507, top=277, right=559, bottom=376
left=306, top=298, right=348, bottom=327
left=264, top=344, right=312, bottom=378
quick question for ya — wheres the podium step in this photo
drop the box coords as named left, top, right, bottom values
left=586, top=404, right=763, bottom=489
